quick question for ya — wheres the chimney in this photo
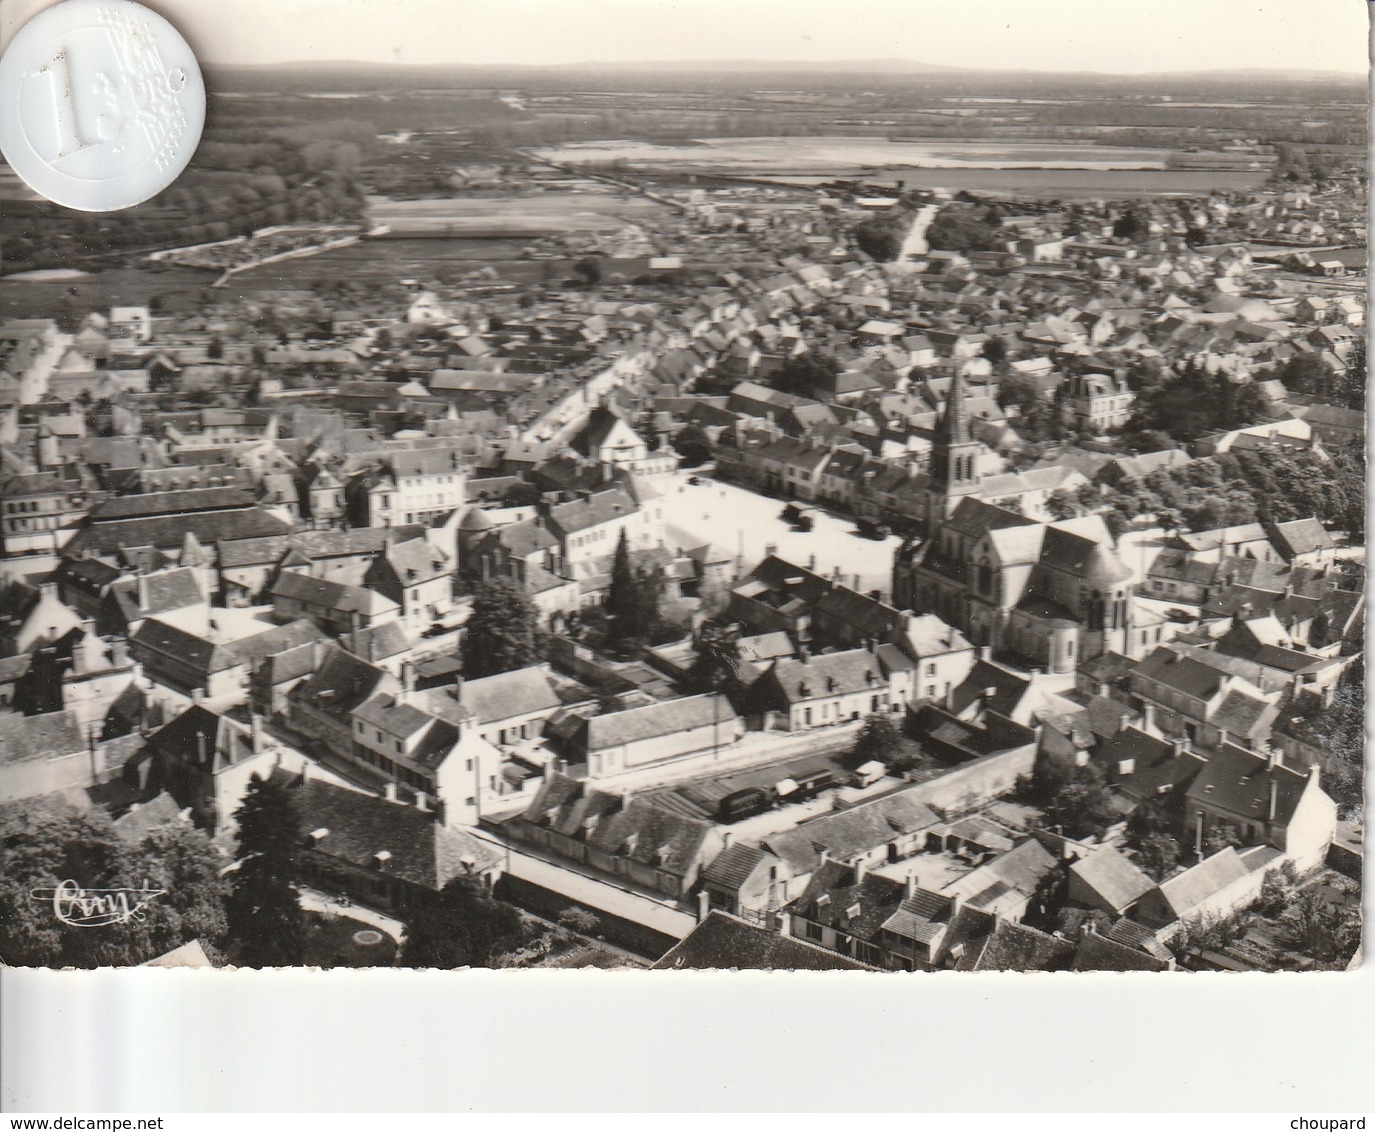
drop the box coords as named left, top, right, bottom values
left=1172, top=737, right=1185, bottom=757
left=1142, top=703, right=1156, bottom=733
left=1268, top=777, right=1278, bottom=823
left=137, top=573, right=151, bottom=612
left=191, top=687, right=204, bottom=706
left=1217, top=727, right=1229, bottom=750
left=251, top=713, right=264, bottom=754
left=300, top=760, right=311, bottom=784
left=979, top=645, right=991, bottom=662
left=696, top=889, right=711, bottom=922
left=721, top=830, right=733, bottom=848
left=415, top=791, right=429, bottom=812
left=401, top=660, right=415, bottom=700
left=1267, top=747, right=1279, bottom=771
left=905, top=873, right=918, bottom=900
left=384, top=782, right=399, bottom=803
left=1118, top=711, right=1131, bottom=734
left=852, top=857, right=868, bottom=885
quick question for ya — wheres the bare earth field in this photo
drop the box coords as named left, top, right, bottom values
left=367, top=191, right=666, bottom=235
left=533, top=136, right=1270, bottom=196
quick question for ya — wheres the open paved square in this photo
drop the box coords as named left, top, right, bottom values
left=659, top=472, right=904, bottom=597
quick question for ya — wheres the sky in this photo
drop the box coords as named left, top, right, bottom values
left=4, top=0, right=1371, bottom=73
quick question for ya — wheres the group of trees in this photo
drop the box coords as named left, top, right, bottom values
left=1256, top=343, right=1365, bottom=413
left=226, top=774, right=524, bottom=969
left=924, top=203, right=1005, bottom=254
left=1020, top=748, right=1119, bottom=842
left=1089, top=444, right=1366, bottom=539
left=460, top=577, right=548, bottom=679
left=604, top=531, right=684, bottom=654
left=853, top=207, right=913, bottom=262
left=1124, top=360, right=1271, bottom=446
left=774, top=349, right=842, bottom=398
left=0, top=800, right=227, bottom=968
left=1269, top=143, right=1347, bottom=185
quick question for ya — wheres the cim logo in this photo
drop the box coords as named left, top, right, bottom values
left=30, top=879, right=167, bottom=928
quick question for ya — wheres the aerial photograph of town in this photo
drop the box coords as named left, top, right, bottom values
left=0, top=0, right=1365, bottom=976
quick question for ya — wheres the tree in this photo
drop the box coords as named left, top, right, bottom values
left=557, top=906, right=601, bottom=935
left=572, top=257, right=603, bottom=287
left=226, top=773, right=306, bottom=967
left=853, top=212, right=907, bottom=261
left=461, top=577, right=546, bottom=678
left=687, top=621, right=743, bottom=696
left=1258, top=860, right=1301, bottom=916
left=1280, top=884, right=1361, bottom=962
left=1045, top=488, right=1080, bottom=522
left=1203, top=823, right=1245, bottom=856
left=1136, top=834, right=1182, bottom=882
left=1113, top=208, right=1149, bottom=241
left=1023, top=862, right=1071, bottom=932
left=1042, top=763, right=1119, bottom=840
left=605, top=530, right=638, bottom=632
left=847, top=713, right=906, bottom=769
left=671, top=423, right=713, bottom=468
left=400, top=877, right=522, bottom=968
left=775, top=350, right=841, bottom=399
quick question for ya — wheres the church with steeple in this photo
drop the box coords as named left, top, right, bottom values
left=891, top=371, right=1137, bottom=674
left=924, top=370, right=986, bottom=523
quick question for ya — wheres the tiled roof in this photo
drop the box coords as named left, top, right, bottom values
left=270, top=571, right=399, bottom=617
left=1069, top=847, right=1154, bottom=913
left=652, top=911, right=871, bottom=971
left=459, top=666, right=562, bottom=725
left=768, top=649, right=888, bottom=704
left=90, top=486, right=255, bottom=520
left=586, top=798, right=717, bottom=878
left=0, top=710, right=85, bottom=766
left=1072, top=932, right=1170, bottom=972
left=582, top=694, right=736, bottom=752
left=701, top=843, right=770, bottom=890
left=291, top=776, right=500, bottom=891
left=291, top=646, right=391, bottom=722
left=957, top=918, right=1074, bottom=972
left=1185, top=743, right=1311, bottom=827
left=1154, top=846, right=1251, bottom=921
left=763, top=789, right=940, bottom=873
left=64, top=508, right=292, bottom=557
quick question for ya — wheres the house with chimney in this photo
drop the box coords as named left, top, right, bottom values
left=269, top=571, right=401, bottom=637
left=287, top=644, right=399, bottom=768
left=557, top=693, right=743, bottom=779
left=145, top=705, right=277, bottom=834
left=1181, top=743, right=1335, bottom=871
left=509, top=772, right=726, bottom=900
left=752, top=648, right=893, bottom=731
left=289, top=772, right=504, bottom=914
left=344, top=680, right=505, bottom=827
left=0, top=710, right=92, bottom=804
left=362, top=537, right=453, bottom=634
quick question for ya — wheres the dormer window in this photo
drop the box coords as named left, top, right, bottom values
left=816, top=893, right=831, bottom=908
left=309, top=827, right=330, bottom=843
left=373, top=850, right=392, bottom=868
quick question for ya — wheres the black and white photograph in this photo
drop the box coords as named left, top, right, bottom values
left=0, top=0, right=1366, bottom=978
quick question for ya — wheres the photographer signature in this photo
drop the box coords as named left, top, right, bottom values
left=30, top=879, right=167, bottom=928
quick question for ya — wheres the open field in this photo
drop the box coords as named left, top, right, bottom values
left=536, top=136, right=1197, bottom=170
left=534, top=136, right=1271, bottom=196
left=367, top=191, right=666, bottom=236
